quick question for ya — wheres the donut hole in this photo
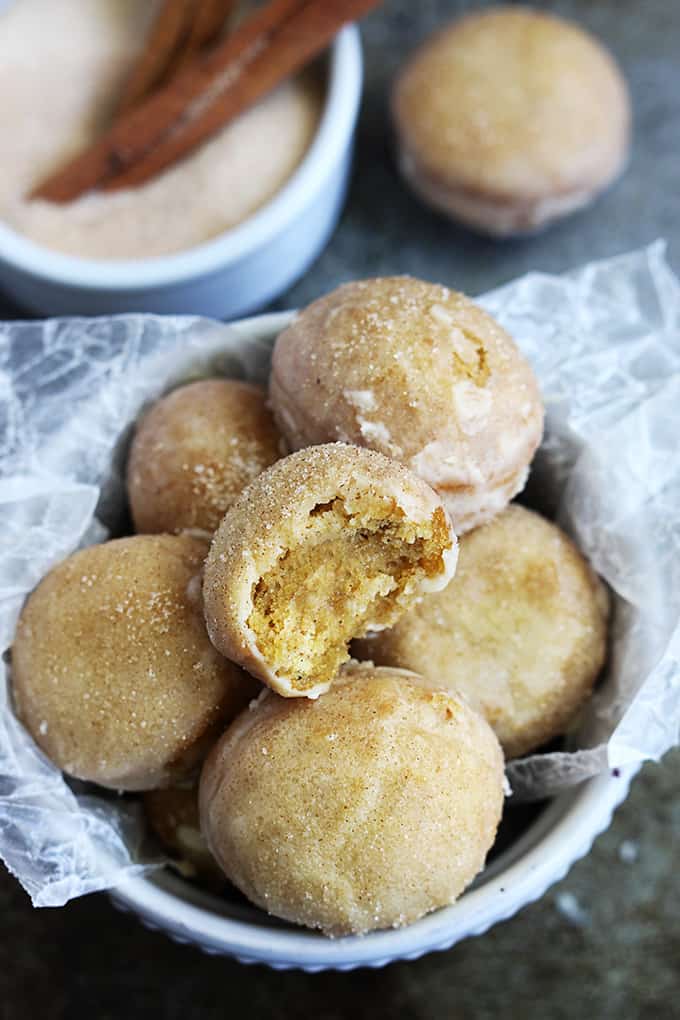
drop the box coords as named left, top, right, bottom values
left=353, top=505, right=608, bottom=759
left=144, top=786, right=225, bottom=885
left=247, top=498, right=451, bottom=694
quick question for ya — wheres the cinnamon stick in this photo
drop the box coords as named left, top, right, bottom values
left=31, top=0, right=381, bottom=203
left=174, top=0, right=237, bottom=72
left=116, top=0, right=237, bottom=117
left=116, top=0, right=192, bottom=116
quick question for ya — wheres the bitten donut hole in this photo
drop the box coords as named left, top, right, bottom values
left=247, top=496, right=450, bottom=693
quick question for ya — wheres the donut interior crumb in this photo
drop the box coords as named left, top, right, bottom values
left=247, top=496, right=450, bottom=693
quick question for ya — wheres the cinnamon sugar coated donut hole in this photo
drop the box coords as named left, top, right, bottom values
left=203, top=443, right=457, bottom=699
left=392, top=7, right=631, bottom=236
left=199, top=663, right=505, bottom=936
left=12, top=534, right=258, bottom=791
left=354, top=506, right=609, bottom=759
left=144, top=786, right=224, bottom=885
left=270, top=277, right=543, bottom=534
left=127, top=379, right=282, bottom=536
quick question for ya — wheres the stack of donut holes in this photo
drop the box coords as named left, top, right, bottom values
left=12, top=274, right=608, bottom=937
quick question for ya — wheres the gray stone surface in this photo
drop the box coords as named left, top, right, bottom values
left=1, top=1, right=679, bottom=1016
left=276, top=0, right=680, bottom=309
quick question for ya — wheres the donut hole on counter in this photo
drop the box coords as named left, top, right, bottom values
left=246, top=495, right=452, bottom=695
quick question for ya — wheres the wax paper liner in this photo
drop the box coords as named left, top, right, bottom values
left=0, top=242, right=678, bottom=907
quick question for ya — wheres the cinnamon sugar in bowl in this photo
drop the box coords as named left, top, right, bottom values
left=0, top=0, right=362, bottom=317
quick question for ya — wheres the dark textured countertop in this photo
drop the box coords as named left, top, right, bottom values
left=1, top=1, right=679, bottom=1017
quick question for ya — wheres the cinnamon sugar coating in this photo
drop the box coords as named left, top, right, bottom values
left=203, top=443, right=457, bottom=698
left=128, top=379, right=282, bottom=536
left=355, top=506, right=609, bottom=758
left=392, top=7, right=631, bottom=235
left=12, top=534, right=257, bottom=791
left=270, top=277, right=543, bottom=534
left=200, top=663, right=504, bottom=935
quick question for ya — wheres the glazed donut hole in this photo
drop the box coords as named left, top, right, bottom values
left=269, top=276, right=543, bottom=535
left=203, top=444, right=457, bottom=698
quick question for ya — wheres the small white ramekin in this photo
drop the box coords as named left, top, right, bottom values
left=0, top=27, right=362, bottom=318
left=112, top=755, right=636, bottom=971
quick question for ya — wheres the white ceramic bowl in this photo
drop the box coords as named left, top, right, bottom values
left=112, top=764, right=636, bottom=971
left=3, top=306, right=639, bottom=969
left=90, top=311, right=634, bottom=970
left=0, top=27, right=362, bottom=318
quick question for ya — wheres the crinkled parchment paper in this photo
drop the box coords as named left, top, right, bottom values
left=0, top=243, right=678, bottom=906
